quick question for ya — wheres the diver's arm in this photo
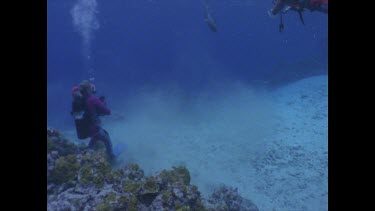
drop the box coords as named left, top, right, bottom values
left=88, top=97, right=111, bottom=116
left=96, top=99, right=111, bottom=115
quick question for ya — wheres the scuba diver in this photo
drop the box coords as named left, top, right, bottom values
left=268, top=0, right=328, bottom=32
left=71, top=80, right=116, bottom=162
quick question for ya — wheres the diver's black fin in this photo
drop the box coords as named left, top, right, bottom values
left=279, top=13, right=284, bottom=32
left=298, top=10, right=305, bottom=25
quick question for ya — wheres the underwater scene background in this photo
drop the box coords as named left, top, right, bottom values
left=47, top=0, right=327, bottom=210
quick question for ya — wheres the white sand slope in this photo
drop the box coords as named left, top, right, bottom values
left=251, top=75, right=328, bottom=211
left=61, top=75, right=328, bottom=211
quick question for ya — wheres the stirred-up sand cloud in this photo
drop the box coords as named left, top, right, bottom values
left=103, top=80, right=278, bottom=192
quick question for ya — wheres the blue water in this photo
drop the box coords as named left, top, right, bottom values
left=48, top=0, right=327, bottom=129
left=47, top=0, right=327, bottom=210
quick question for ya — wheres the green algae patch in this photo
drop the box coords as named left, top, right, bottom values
left=195, top=199, right=208, bottom=211
left=47, top=129, right=78, bottom=156
left=95, top=192, right=117, bottom=211
left=176, top=205, right=191, bottom=211
left=214, top=204, right=229, bottom=211
left=118, top=196, right=139, bottom=211
left=162, top=190, right=173, bottom=205
left=127, top=163, right=141, bottom=171
left=181, top=185, right=188, bottom=195
left=125, top=163, right=145, bottom=180
left=78, top=151, right=113, bottom=188
left=93, top=176, right=105, bottom=189
left=95, top=202, right=112, bottom=211
left=108, top=169, right=124, bottom=184
left=122, top=179, right=141, bottom=195
left=191, top=185, right=198, bottom=192
left=80, top=164, right=95, bottom=185
left=142, top=176, right=160, bottom=193
left=47, top=136, right=55, bottom=153
left=173, top=165, right=191, bottom=185
left=106, top=193, right=116, bottom=202
left=174, top=202, right=183, bottom=209
left=159, top=165, right=191, bottom=186
left=51, top=155, right=80, bottom=184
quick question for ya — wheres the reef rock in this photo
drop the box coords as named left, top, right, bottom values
left=207, top=185, right=259, bottom=211
left=47, top=128, right=258, bottom=211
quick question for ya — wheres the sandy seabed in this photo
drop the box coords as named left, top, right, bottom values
left=63, top=74, right=328, bottom=211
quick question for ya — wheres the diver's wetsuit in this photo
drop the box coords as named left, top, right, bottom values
left=84, top=95, right=115, bottom=160
left=308, top=0, right=328, bottom=13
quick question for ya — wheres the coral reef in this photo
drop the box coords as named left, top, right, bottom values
left=207, top=185, right=259, bottom=211
left=47, top=128, right=259, bottom=211
left=47, top=127, right=81, bottom=155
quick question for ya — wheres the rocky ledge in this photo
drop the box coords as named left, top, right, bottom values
left=47, top=127, right=259, bottom=211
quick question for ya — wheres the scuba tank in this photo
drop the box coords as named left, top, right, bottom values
left=71, top=94, right=91, bottom=139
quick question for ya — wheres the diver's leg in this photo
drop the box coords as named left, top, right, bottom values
left=88, top=134, right=99, bottom=149
left=98, top=128, right=116, bottom=160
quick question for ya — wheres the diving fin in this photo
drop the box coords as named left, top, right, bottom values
left=297, top=10, right=305, bottom=25
left=113, top=143, right=128, bottom=157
